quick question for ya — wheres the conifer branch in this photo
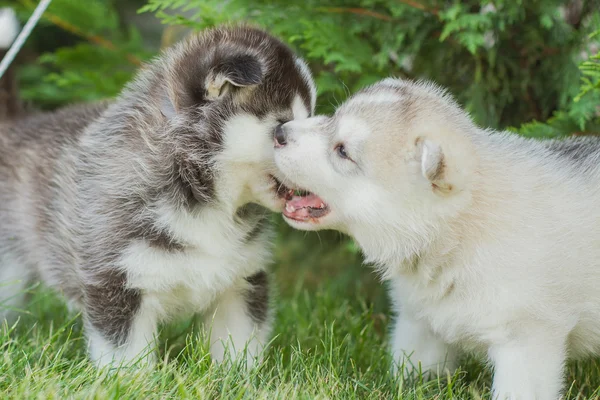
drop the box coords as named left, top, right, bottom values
left=317, top=7, right=393, bottom=22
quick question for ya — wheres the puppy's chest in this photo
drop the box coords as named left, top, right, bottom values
left=150, top=244, right=265, bottom=316
left=122, top=211, right=270, bottom=313
left=392, top=263, right=487, bottom=346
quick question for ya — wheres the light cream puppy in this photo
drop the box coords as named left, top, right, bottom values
left=272, top=78, right=600, bottom=400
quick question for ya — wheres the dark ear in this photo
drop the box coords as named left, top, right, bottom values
left=416, top=137, right=451, bottom=192
left=161, top=53, right=265, bottom=118
left=205, top=54, right=265, bottom=100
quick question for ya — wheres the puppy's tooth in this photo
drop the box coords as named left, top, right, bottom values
left=285, top=204, right=295, bottom=213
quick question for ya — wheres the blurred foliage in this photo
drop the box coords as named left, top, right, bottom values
left=141, top=0, right=600, bottom=132
left=3, top=0, right=599, bottom=128
left=2, top=0, right=600, bottom=305
left=1, top=0, right=152, bottom=108
left=517, top=27, right=600, bottom=137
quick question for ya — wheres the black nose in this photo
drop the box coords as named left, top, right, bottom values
left=274, top=124, right=287, bottom=147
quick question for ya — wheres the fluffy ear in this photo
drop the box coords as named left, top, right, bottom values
left=161, top=53, right=265, bottom=118
left=205, top=54, right=265, bottom=100
left=416, top=137, right=451, bottom=192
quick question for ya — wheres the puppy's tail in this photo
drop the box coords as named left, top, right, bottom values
left=0, top=7, right=23, bottom=120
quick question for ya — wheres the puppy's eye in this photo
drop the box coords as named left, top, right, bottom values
left=335, top=144, right=350, bottom=160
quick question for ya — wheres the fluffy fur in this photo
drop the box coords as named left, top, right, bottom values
left=0, top=25, right=315, bottom=368
left=273, top=78, right=600, bottom=400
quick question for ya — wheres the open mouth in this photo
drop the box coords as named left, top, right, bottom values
left=270, top=175, right=330, bottom=222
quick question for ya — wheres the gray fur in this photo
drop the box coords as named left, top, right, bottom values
left=244, top=270, right=269, bottom=324
left=236, top=203, right=271, bottom=243
left=544, top=136, right=600, bottom=170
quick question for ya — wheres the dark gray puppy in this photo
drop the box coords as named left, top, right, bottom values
left=0, top=25, right=316, bottom=368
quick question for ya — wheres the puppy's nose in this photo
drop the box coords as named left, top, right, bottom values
left=274, top=124, right=288, bottom=147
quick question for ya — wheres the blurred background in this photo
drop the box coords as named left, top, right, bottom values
left=1, top=0, right=599, bottom=316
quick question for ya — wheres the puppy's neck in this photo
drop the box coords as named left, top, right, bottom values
left=396, top=227, right=462, bottom=280
left=390, top=181, right=499, bottom=279
left=354, top=206, right=473, bottom=282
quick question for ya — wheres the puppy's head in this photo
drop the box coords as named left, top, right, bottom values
left=273, top=79, right=478, bottom=262
left=138, top=25, right=316, bottom=212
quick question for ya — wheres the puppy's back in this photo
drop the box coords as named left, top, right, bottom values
left=0, top=102, right=109, bottom=303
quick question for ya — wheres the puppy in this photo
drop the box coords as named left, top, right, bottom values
left=272, top=78, right=600, bottom=399
left=0, top=25, right=316, bottom=368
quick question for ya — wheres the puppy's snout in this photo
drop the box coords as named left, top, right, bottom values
left=274, top=124, right=288, bottom=147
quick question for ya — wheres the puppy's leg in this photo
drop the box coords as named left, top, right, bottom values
left=205, top=270, right=271, bottom=369
left=0, top=253, right=32, bottom=322
left=489, top=333, right=566, bottom=400
left=391, top=313, right=457, bottom=380
left=83, top=270, right=158, bottom=368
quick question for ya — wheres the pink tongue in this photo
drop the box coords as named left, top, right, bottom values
left=283, top=194, right=327, bottom=221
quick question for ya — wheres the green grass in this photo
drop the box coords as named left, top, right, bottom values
left=2, top=224, right=600, bottom=399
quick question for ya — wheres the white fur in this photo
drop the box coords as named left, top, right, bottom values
left=205, top=281, right=270, bottom=369
left=338, top=116, right=371, bottom=143
left=88, top=297, right=158, bottom=368
left=274, top=78, right=600, bottom=399
left=218, top=113, right=286, bottom=211
left=120, top=205, right=269, bottom=314
left=291, top=94, right=309, bottom=120
left=345, top=92, right=402, bottom=106
left=0, top=8, right=19, bottom=49
left=220, top=114, right=276, bottom=165
left=390, top=313, right=457, bottom=379
left=294, top=57, right=317, bottom=113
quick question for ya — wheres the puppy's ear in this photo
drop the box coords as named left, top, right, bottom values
left=205, top=54, right=265, bottom=100
left=416, top=137, right=451, bottom=192
left=161, top=53, right=265, bottom=118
